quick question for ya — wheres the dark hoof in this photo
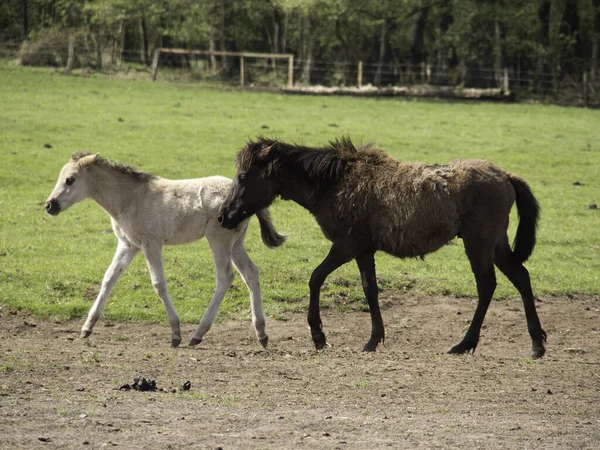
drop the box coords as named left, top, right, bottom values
left=312, top=332, right=327, bottom=350
left=188, top=337, right=202, bottom=347
left=362, top=339, right=381, bottom=352
left=531, top=342, right=546, bottom=359
left=448, top=340, right=478, bottom=355
left=81, top=330, right=92, bottom=339
left=259, top=335, right=269, bottom=349
left=171, top=338, right=182, bottom=348
left=531, top=328, right=547, bottom=359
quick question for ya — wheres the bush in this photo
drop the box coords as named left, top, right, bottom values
left=19, top=28, right=71, bottom=67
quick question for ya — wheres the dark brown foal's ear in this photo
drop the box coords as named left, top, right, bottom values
left=77, top=153, right=100, bottom=168
left=258, top=144, right=275, bottom=159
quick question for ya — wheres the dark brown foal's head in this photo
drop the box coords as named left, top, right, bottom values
left=218, top=140, right=278, bottom=229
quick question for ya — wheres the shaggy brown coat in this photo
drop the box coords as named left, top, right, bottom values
left=221, top=137, right=546, bottom=357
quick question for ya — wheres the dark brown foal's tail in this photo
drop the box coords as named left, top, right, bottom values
left=509, top=175, right=540, bottom=263
left=256, top=208, right=287, bottom=249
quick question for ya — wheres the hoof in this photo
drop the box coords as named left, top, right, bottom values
left=171, top=338, right=182, bottom=348
left=81, top=330, right=92, bottom=339
left=188, top=337, right=202, bottom=347
left=531, top=329, right=547, bottom=359
left=259, top=335, right=269, bottom=349
left=362, top=341, right=379, bottom=352
left=448, top=340, right=478, bottom=355
left=531, top=343, right=546, bottom=359
left=312, top=332, right=327, bottom=350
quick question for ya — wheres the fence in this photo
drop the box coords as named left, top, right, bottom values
left=1, top=43, right=597, bottom=106
left=150, top=48, right=294, bottom=88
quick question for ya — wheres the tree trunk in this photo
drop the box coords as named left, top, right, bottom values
left=114, top=20, right=124, bottom=65
left=209, top=37, right=218, bottom=73
left=140, top=18, right=149, bottom=65
left=300, top=15, right=312, bottom=85
left=271, top=7, right=281, bottom=71
left=592, top=0, right=600, bottom=81
left=536, top=0, right=551, bottom=91
left=559, top=0, right=583, bottom=74
left=436, top=0, right=455, bottom=83
left=493, top=19, right=504, bottom=86
left=94, top=33, right=103, bottom=69
left=220, top=0, right=237, bottom=74
left=374, top=21, right=386, bottom=86
left=65, top=32, right=75, bottom=74
left=410, top=3, right=430, bottom=83
left=282, top=12, right=288, bottom=53
left=23, top=0, right=29, bottom=38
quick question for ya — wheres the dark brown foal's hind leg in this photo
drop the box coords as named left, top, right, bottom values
left=308, top=243, right=352, bottom=350
left=449, top=237, right=497, bottom=355
left=494, top=236, right=547, bottom=358
left=356, top=252, right=384, bottom=352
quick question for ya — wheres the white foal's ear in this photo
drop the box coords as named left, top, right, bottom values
left=78, top=153, right=100, bottom=168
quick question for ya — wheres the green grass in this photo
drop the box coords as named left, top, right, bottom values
left=0, top=64, right=599, bottom=325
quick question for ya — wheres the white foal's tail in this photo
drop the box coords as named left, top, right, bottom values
left=256, top=208, right=287, bottom=249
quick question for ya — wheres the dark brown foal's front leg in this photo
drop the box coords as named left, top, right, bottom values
left=356, top=252, right=385, bottom=352
left=308, top=244, right=352, bottom=350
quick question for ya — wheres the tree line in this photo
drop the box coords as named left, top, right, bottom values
left=2, top=0, right=599, bottom=89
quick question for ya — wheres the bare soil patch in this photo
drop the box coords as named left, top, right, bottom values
left=1, top=295, right=599, bottom=449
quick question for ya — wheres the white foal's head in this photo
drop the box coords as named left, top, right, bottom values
left=45, top=152, right=99, bottom=215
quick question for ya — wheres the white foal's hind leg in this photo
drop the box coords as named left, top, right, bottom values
left=188, top=227, right=236, bottom=346
left=142, top=242, right=182, bottom=348
left=231, top=233, right=268, bottom=348
left=81, top=239, right=139, bottom=339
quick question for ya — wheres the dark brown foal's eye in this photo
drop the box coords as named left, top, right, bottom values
left=66, top=176, right=75, bottom=186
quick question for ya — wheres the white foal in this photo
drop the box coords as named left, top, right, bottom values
left=45, top=152, right=285, bottom=348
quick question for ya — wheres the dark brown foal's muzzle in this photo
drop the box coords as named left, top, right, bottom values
left=45, top=199, right=61, bottom=216
left=217, top=206, right=244, bottom=230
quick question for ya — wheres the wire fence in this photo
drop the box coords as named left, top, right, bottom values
left=1, top=43, right=598, bottom=106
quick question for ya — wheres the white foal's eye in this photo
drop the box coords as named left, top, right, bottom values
left=65, top=176, right=75, bottom=186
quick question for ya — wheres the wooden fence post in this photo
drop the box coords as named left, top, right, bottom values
left=358, top=61, right=363, bottom=88
left=287, top=55, right=294, bottom=88
left=150, top=48, right=160, bottom=81
left=503, top=67, right=509, bottom=95
left=240, top=55, right=245, bottom=87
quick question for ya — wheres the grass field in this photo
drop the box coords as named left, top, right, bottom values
left=0, top=64, right=598, bottom=325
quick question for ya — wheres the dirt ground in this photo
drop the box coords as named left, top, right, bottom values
left=1, top=294, right=599, bottom=449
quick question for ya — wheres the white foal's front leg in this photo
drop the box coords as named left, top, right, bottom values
left=82, top=239, right=140, bottom=339
left=231, top=234, right=268, bottom=348
left=188, top=228, right=235, bottom=346
left=142, top=242, right=182, bottom=348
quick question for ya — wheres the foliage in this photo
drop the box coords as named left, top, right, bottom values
left=0, top=67, right=598, bottom=325
left=2, top=0, right=599, bottom=87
